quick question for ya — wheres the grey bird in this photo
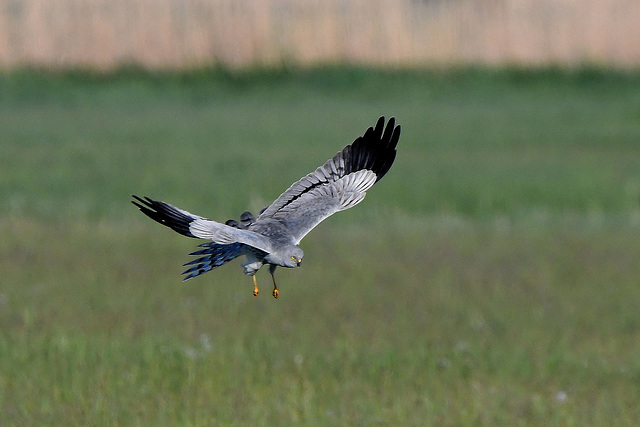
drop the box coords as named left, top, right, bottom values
left=132, top=116, right=400, bottom=298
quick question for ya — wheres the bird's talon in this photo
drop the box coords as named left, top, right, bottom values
left=272, top=288, right=279, bottom=299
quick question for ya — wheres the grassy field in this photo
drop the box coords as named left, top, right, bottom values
left=1, top=67, right=640, bottom=425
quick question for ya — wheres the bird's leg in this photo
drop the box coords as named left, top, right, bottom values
left=252, top=275, right=259, bottom=296
left=269, top=265, right=278, bottom=299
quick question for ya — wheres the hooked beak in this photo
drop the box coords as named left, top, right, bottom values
left=296, top=258, right=302, bottom=267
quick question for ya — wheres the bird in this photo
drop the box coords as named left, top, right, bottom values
left=132, top=116, right=400, bottom=299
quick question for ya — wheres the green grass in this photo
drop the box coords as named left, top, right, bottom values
left=1, top=67, right=640, bottom=425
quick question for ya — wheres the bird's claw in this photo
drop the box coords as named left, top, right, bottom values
left=272, top=288, right=279, bottom=299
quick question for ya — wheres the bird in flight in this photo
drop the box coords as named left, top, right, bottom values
left=132, top=116, right=400, bottom=298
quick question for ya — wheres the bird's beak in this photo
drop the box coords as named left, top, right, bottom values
left=297, top=258, right=302, bottom=267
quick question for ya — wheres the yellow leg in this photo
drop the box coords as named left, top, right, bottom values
left=252, top=275, right=259, bottom=296
left=270, top=270, right=279, bottom=299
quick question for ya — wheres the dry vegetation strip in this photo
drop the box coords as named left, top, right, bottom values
left=1, top=0, right=640, bottom=69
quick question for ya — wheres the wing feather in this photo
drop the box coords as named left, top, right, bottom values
left=132, top=195, right=272, bottom=253
left=270, top=170, right=376, bottom=243
left=256, top=116, right=400, bottom=243
left=258, top=116, right=400, bottom=221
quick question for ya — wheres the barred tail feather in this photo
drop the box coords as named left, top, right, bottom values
left=182, top=242, right=245, bottom=280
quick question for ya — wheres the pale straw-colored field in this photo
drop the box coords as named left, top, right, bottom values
left=1, top=0, right=639, bottom=70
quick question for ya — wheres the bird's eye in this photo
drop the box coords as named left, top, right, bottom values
left=291, top=255, right=296, bottom=260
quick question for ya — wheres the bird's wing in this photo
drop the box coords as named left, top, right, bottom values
left=132, top=195, right=272, bottom=253
left=257, top=116, right=400, bottom=243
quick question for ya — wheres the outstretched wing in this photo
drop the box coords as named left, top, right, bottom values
left=131, top=195, right=273, bottom=253
left=257, top=116, right=400, bottom=243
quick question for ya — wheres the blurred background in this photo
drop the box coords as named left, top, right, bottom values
left=2, top=0, right=640, bottom=69
left=1, top=0, right=640, bottom=425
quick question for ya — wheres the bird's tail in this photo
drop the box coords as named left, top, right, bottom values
left=182, top=242, right=245, bottom=280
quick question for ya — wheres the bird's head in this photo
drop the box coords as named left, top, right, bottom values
left=267, top=245, right=303, bottom=268
left=287, top=247, right=304, bottom=268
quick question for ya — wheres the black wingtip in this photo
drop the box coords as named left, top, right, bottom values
left=346, top=116, right=400, bottom=183
left=131, top=194, right=197, bottom=238
left=375, top=116, right=385, bottom=134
